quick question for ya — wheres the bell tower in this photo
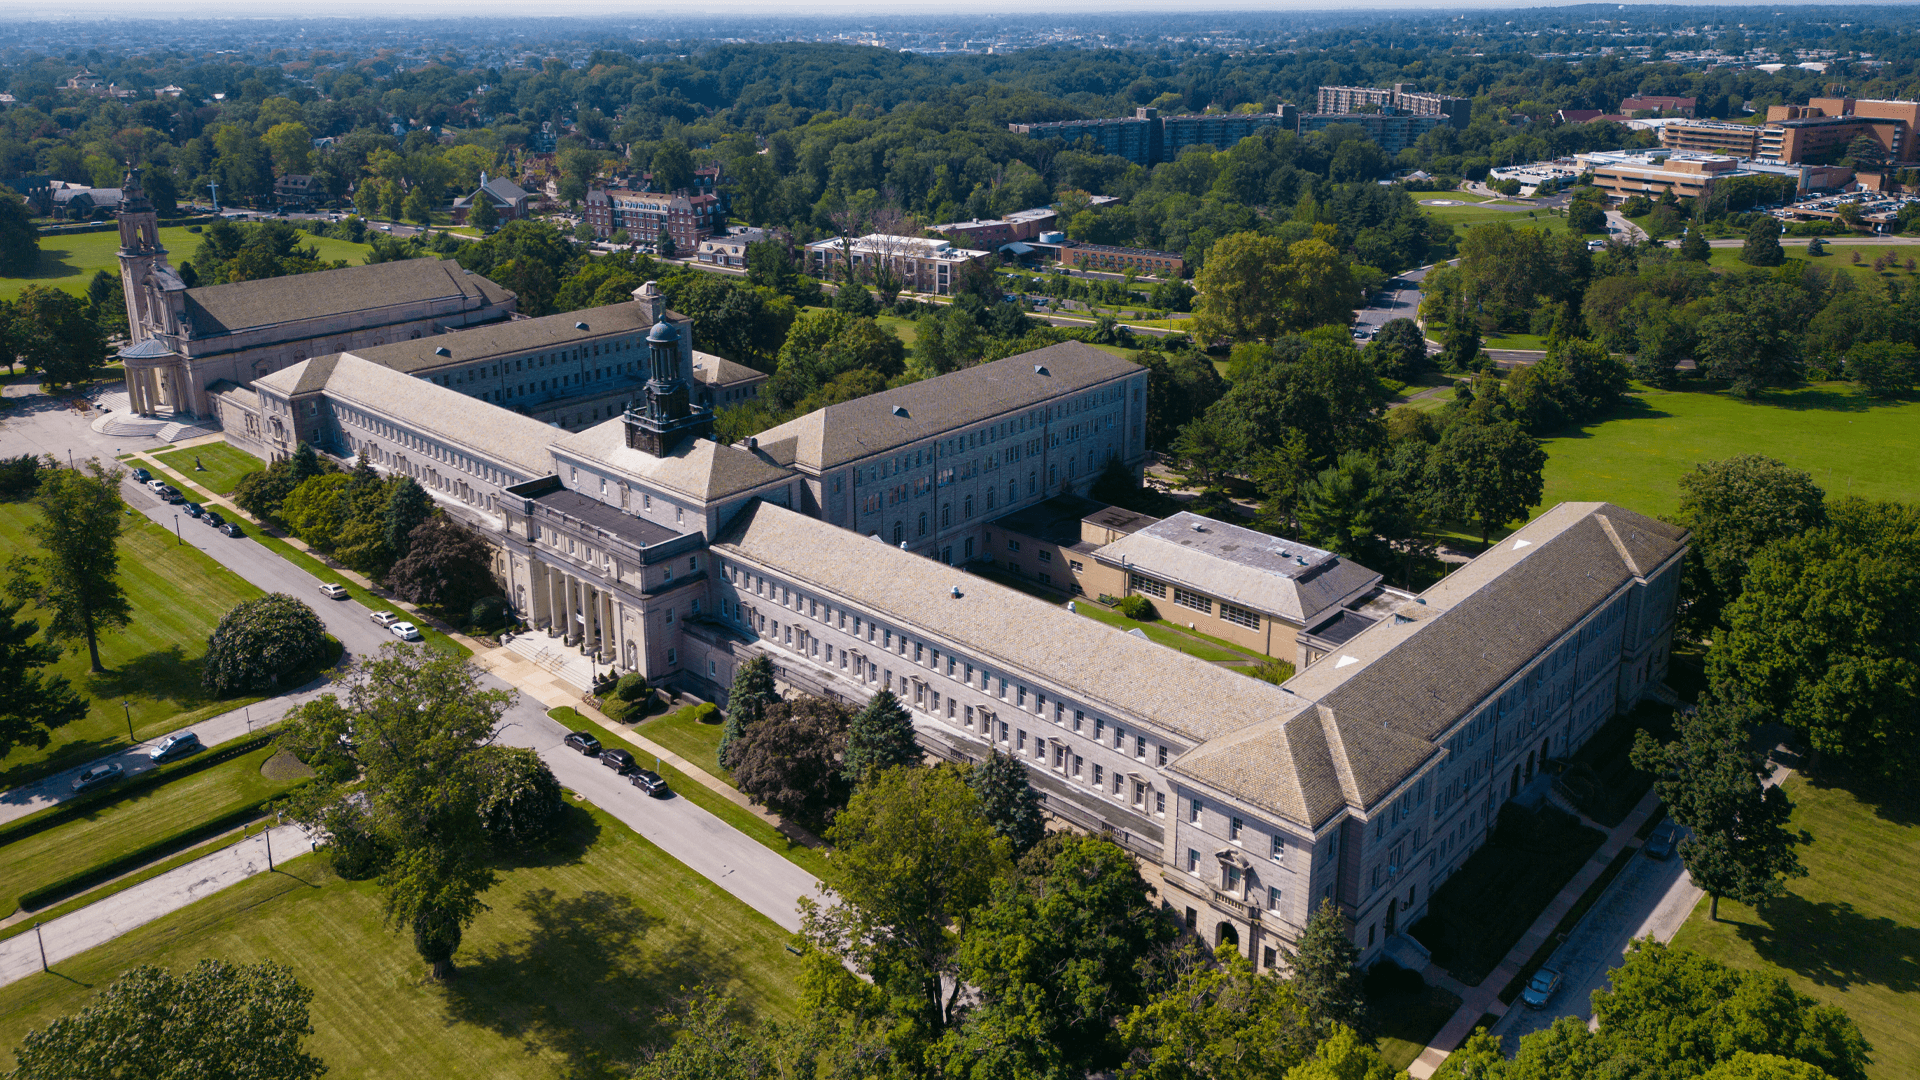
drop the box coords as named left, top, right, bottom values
left=115, top=167, right=167, bottom=340
left=621, top=317, right=712, bottom=457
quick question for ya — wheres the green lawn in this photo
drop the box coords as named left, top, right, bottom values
left=635, top=703, right=731, bottom=783
left=0, top=500, right=267, bottom=789
left=1705, top=243, right=1920, bottom=288
left=153, top=442, right=264, bottom=495
left=549, top=707, right=838, bottom=887
left=0, top=742, right=298, bottom=917
left=1537, top=383, right=1920, bottom=520
left=0, top=802, right=808, bottom=1079
left=1421, top=203, right=1570, bottom=238
left=1670, top=774, right=1920, bottom=1080
left=964, top=565, right=1267, bottom=664
left=1, top=226, right=377, bottom=302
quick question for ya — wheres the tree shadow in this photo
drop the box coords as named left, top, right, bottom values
left=438, top=886, right=736, bottom=1079
left=0, top=736, right=126, bottom=794
left=489, top=803, right=603, bottom=872
left=1752, top=386, right=1879, bottom=413
left=1801, top=767, right=1920, bottom=829
left=82, top=644, right=208, bottom=712
left=1542, top=392, right=1674, bottom=442
left=1737, top=891, right=1920, bottom=996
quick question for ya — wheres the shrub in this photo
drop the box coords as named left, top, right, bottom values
left=1115, top=594, right=1157, bottom=621
left=0, top=454, right=43, bottom=498
left=202, top=594, right=329, bottom=695
left=469, top=595, right=509, bottom=632
left=1246, top=658, right=1297, bottom=684
left=614, top=672, right=650, bottom=701
left=475, top=745, right=565, bottom=851
left=688, top=702, right=719, bottom=724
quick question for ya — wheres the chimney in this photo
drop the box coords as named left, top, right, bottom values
left=631, top=280, right=666, bottom=324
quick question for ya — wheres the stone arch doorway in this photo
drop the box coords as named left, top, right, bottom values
left=1216, top=922, right=1239, bottom=950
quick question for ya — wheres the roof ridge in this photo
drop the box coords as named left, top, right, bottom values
left=1315, top=704, right=1364, bottom=809
left=1593, top=511, right=1641, bottom=577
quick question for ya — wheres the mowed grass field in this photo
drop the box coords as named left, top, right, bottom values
left=0, top=742, right=297, bottom=917
left=1670, top=774, right=1920, bottom=1080
left=154, top=441, right=265, bottom=495
left=0, top=802, right=809, bottom=1079
left=0, top=226, right=377, bottom=302
left=1536, top=383, right=1920, bottom=520
left=1420, top=202, right=1572, bottom=238
left=0, top=498, right=265, bottom=788
left=1704, top=242, right=1920, bottom=289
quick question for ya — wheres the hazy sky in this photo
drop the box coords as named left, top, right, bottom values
left=0, top=0, right=1873, bottom=17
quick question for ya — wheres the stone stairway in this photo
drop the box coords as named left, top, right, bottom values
left=503, top=630, right=602, bottom=695
left=88, top=391, right=220, bottom=443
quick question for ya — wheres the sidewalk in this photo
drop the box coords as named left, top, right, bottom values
left=0, top=824, right=312, bottom=989
left=1407, top=787, right=1665, bottom=1079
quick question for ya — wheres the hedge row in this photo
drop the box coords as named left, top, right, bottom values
left=17, top=789, right=295, bottom=912
left=0, top=728, right=280, bottom=850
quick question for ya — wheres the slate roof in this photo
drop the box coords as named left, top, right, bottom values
left=714, top=500, right=1313, bottom=747
left=552, top=418, right=795, bottom=504
left=691, top=352, right=766, bottom=388
left=1094, top=512, right=1383, bottom=626
left=342, top=302, right=667, bottom=374
left=747, top=342, right=1140, bottom=472
left=181, top=259, right=512, bottom=338
left=253, top=353, right=557, bottom=476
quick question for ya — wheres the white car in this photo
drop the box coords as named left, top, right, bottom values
left=389, top=621, right=423, bottom=641
left=368, top=610, right=401, bottom=627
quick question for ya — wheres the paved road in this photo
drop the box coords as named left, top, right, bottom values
left=1353, top=265, right=1433, bottom=340
left=1490, top=830, right=1702, bottom=1048
left=0, top=378, right=169, bottom=464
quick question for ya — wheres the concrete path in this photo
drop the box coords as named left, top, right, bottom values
left=1407, top=786, right=1666, bottom=1079
left=0, top=824, right=314, bottom=988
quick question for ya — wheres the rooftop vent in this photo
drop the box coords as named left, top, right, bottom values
left=950, top=586, right=962, bottom=598
left=574, top=321, right=589, bottom=330
left=1296, top=556, right=1307, bottom=566
left=1191, top=522, right=1205, bottom=532
left=434, top=346, right=451, bottom=357
left=1034, top=364, right=1050, bottom=376
left=891, top=405, right=909, bottom=417
left=747, top=437, right=758, bottom=451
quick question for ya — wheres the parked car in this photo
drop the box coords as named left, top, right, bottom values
left=157, top=485, right=182, bottom=502
left=131, top=467, right=152, bottom=483
left=1520, top=968, right=1563, bottom=1009
left=564, top=731, right=603, bottom=755
left=150, top=731, right=202, bottom=763
left=220, top=522, right=244, bottom=537
left=145, top=478, right=168, bottom=493
left=72, top=762, right=124, bottom=792
left=1644, top=823, right=1676, bottom=860
left=368, top=610, right=401, bottom=627
left=629, top=769, right=669, bottom=797
left=318, top=583, right=349, bottom=599
left=601, top=748, right=635, bottom=773
left=389, top=621, right=422, bottom=641
left=203, top=510, right=226, bottom=528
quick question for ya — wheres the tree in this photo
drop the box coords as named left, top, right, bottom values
left=1705, top=498, right=1920, bottom=778
left=1706, top=1053, right=1842, bottom=1080
left=1295, top=450, right=1412, bottom=572
left=967, top=750, right=1045, bottom=855
left=387, top=517, right=497, bottom=614
left=1193, top=232, right=1357, bottom=344
left=1139, top=349, right=1228, bottom=449
left=1440, top=320, right=1482, bottom=373
left=1845, top=340, right=1916, bottom=399
left=13, top=286, right=106, bottom=388
left=941, top=835, right=1175, bottom=1077
left=842, top=688, right=920, bottom=786
left=1841, top=133, right=1887, bottom=171
left=1367, top=318, right=1429, bottom=380
left=1680, top=227, right=1711, bottom=262
left=1740, top=217, right=1785, bottom=267
left=1428, top=419, right=1546, bottom=546
left=1589, top=940, right=1870, bottom=1080
left=473, top=744, right=565, bottom=851
left=728, top=695, right=852, bottom=831
left=7, top=461, right=131, bottom=673
left=467, top=191, right=498, bottom=233
left=718, top=655, right=776, bottom=770
left=802, top=767, right=1008, bottom=1055
left=656, top=225, right=675, bottom=258
left=0, top=598, right=88, bottom=759
left=403, top=185, right=433, bottom=230
left=382, top=477, right=431, bottom=562
left=0, top=189, right=38, bottom=275
left=650, top=140, right=695, bottom=195
left=1121, top=942, right=1320, bottom=1080
left=5, top=960, right=326, bottom=1080
left=262, top=120, right=314, bottom=177
left=1280, top=899, right=1368, bottom=1035
left=1633, top=693, right=1804, bottom=919
left=1282, top=1024, right=1397, bottom=1080
left=1672, top=455, right=1826, bottom=638
left=1566, top=199, right=1606, bottom=234
left=202, top=593, right=330, bottom=695
left=279, top=646, right=514, bottom=978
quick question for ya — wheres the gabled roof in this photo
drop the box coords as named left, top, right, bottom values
left=748, top=342, right=1139, bottom=473
left=1093, top=512, right=1383, bottom=625
left=552, top=419, right=794, bottom=504
left=342, top=302, right=673, bottom=374
left=691, top=352, right=766, bottom=388
left=182, top=258, right=513, bottom=339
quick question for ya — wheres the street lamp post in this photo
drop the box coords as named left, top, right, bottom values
left=34, top=923, right=47, bottom=972
left=122, top=700, right=134, bottom=743
left=173, top=514, right=182, bottom=545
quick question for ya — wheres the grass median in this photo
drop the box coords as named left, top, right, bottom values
left=152, top=442, right=266, bottom=495
left=0, top=800, right=809, bottom=1079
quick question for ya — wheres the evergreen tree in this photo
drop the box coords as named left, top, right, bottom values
left=968, top=750, right=1045, bottom=854
left=288, top=441, right=322, bottom=484
left=1632, top=693, right=1804, bottom=920
left=843, top=689, right=920, bottom=785
left=0, top=598, right=89, bottom=758
left=1280, top=898, right=1368, bottom=1035
left=718, top=654, right=776, bottom=770
left=1740, top=217, right=1785, bottom=267
left=1679, top=226, right=1712, bottom=263
left=467, top=192, right=498, bottom=233
left=382, top=477, right=432, bottom=562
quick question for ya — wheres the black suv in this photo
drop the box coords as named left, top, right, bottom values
left=563, top=731, right=602, bottom=755
left=601, top=748, right=635, bottom=773
left=629, top=769, right=669, bottom=798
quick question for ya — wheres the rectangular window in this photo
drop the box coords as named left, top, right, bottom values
left=1173, top=587, right=1213, bottom=615
left=1155, top=791, right=1166, bottom=814
left=1016, top=729, right=1026, bottom=752
left=1114, top=726, right=1125, bottom=749
left=1092, top=764, right=1103, bottom=788
left=1222, top=603, right=1260, bottom=630
left=999, top=721, right=1010, bottom=743
left=1094, top=718, right=1105, bottom=741
left=965, top=705, right=975, bottom=729
left=1187, top=849, right=1200, bottom=874
left=1129, top=574, right=1166, bottom=599
left=1230, top=816, right=1243, bottom=841
left=1272, top=835, right=1286, bottom=861
left=1190, top=798, right=1203, bottom=824
left=1225, top=866, right=1242, bottom=892
left=1073, top=755, right=1083, bottom=778
left=1268, top=886, right=1283, bottom=912
left=1135, top=736, right=1147, bottom=759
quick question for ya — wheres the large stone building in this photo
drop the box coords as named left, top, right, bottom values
left=227, top=262, right=1686, bottom=970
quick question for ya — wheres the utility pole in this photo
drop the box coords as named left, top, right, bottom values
left=123, top=700, right=134, bottom=742
left=34, top=923, right=47, bottom=972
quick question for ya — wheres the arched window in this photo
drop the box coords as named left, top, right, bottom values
left=918, top=512, right=928, bottom=536
left=893, top=521, right=904, bottom=545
